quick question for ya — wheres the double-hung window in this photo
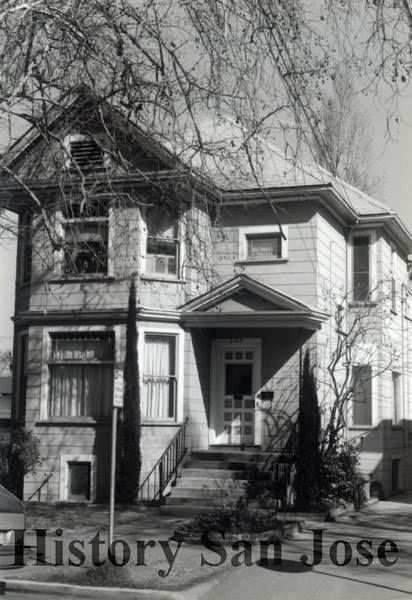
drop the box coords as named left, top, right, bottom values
left=246, top=233, right=282, bottom=260
left=353, top=235, right=370, bottom=301
left=62, top=198, right=109, bottom=276
left=352, top=365, right=372, bottom=426
left=142, top=334, right=177, bottom=419
left=238, top=225, right=287, bottom=262
left=145, top=207, right=179, bottom=278
left=48, top=332, right=114, bottom=419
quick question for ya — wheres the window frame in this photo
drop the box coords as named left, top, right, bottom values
left=351, top=364, right=373, bottom=427
left=392, top=370, right=402, bottom=426
left=58, top=197, right=111, bottom=279
left=238, top=225, right=288, bottom=263
left=47, top=331, right=114, bottom=421
left=19, top=211, right=32, bottom=286
left=350, top=230, right=377, bottom=304
left=138, top=326, right=184, bottom=423
left=59, top=454, right=96, bottom=502
left=140, top=207, right=184, bottom=281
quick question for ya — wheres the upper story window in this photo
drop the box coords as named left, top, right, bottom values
left=238, top=225, right=288, bottom=262
left=65, top=134, right=105, bottom=173
left=145, top=206, right=179, bottom=278
left=352, top=364, right=372, bottom=426
left=62, top=198, right=109, bottom=276
left=20, top=211, right=32, bottom=285
left=391, top=244, right=397, bottom=313
left=246, top=233, right=281, bottom=260
left=48, top=332, right=114, bottom=419
left=352, top=235, right=370, bottom=302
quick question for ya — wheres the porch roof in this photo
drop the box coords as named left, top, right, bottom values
left=179, top=275, right=329, bottom=330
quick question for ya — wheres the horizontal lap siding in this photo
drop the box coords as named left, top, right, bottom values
left=212, top=202, right=318, bottom=305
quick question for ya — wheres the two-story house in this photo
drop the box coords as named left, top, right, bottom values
left=1, top=90, right=411, bottom=503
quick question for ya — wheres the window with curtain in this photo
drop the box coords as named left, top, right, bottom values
left=142, top=334, right=176, bottom=419
left=352, top=365, right=372, bottom=426
left=49, top=333, right=114, bottom=418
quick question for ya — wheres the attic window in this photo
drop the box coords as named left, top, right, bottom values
left=67, top=135, right=104, bottom=172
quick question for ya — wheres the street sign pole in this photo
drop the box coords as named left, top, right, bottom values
left=108, top=404, right=118, bottom=547
left=109, top=372, right=123, bottom=547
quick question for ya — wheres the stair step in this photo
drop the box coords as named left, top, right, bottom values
left=181, top=468, right=246, bottom=479
left=174, top=477, right=247, bottom=490
left=184, top=459, right=266, bottom=470
left=165, top=494, right=241, bottom=505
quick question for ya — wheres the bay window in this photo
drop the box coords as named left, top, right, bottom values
left=48, top=333, right=114, bottom=418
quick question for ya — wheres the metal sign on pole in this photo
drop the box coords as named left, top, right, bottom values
left=109, top=373, right=124, bottom=547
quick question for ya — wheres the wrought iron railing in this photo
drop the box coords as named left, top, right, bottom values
left=27, top=473, right=53, bottom=502
left=139, top=418, right=188, bottom=503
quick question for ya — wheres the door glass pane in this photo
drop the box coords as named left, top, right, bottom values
left=225, top=363, right=252, bottom=396
left=68, top=462, right=90, bottom=501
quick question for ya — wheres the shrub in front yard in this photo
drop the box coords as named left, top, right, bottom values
left=178, top=499, right=280, bottom=536
left=0, top=427, right=42, bottom=497
left=320, top=441, right=365, bottom=506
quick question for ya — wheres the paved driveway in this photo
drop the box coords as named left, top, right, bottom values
left=191, top=495, right=412, bottom=600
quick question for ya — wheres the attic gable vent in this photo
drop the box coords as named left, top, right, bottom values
left=68, top=136, right=104, bottom=171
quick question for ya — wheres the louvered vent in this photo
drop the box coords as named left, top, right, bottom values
left=70, top=139, right=104, bottom=171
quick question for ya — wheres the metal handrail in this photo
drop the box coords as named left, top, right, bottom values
left=139, top=417, right=188, bottom=503
left=27, top=473, right=53, bottom=501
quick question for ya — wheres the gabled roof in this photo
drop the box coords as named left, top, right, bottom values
left=179, top=275, right=329, bottom=330
left=1, top=89, right=411, bottom=252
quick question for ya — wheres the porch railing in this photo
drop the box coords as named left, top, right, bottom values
left=27, top=473, right=53, bottom=502
left=139, top=418, right=188, bottom=503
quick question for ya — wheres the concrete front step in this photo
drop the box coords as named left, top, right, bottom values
left=165, top=494, right=242, bottom=505
left=181, top=468, right=246, bottom=479
left=184, top=459, right=268, bottom=470
left=170, top=487, right=245, bottom=499
left=174, top=477, right=247, bottom=490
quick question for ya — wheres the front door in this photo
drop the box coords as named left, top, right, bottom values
left=210, top=339, right=261, bottom=445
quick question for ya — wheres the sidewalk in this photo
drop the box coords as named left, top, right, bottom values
left=3, top=496, right=412, bottom=597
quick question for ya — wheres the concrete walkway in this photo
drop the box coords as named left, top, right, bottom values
left=188, top=495, right=412, bottom=600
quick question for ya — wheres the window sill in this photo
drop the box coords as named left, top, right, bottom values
left=348, top=301, right=378, bottom=309
left=235, top=258, right=288, bottom=266
left=140, top=275, right=185, bottom=284
left=49, top=276, right=115, bottom=284
left=35, top=418, right=111, bottom=426
left=349, top=425, right=373, bottom=430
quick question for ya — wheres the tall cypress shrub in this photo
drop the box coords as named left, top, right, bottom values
left=117, top=278, right=141, bottom=502
left=295, top=349, right=321, bottom=510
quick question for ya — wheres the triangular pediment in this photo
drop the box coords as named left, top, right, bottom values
left=180, top=275, right=316, bottom=314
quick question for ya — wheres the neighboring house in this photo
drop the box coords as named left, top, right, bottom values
left=0, top=377, right=12, bottom=421
left=0, top=90, right=411, bottom=502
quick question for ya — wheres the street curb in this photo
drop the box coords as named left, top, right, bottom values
left=0, top=579, right=186, bottom=599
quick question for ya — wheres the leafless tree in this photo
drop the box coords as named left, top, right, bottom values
left=0, top=0, right=409, bottom=278
left=317, top=284, right=400, bottom=457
